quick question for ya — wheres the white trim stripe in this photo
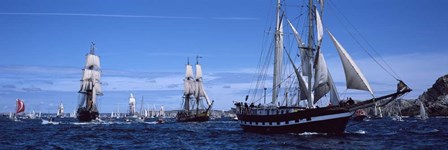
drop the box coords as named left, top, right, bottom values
left=240, top=112, right=353, bottom=127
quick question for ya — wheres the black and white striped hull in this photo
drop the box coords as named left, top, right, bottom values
left=236, top=107, right=353, bottom=134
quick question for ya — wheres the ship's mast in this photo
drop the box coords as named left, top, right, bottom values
left=272, top=0, right=283, bottom=105
left=306, top=0, right=315, bottom=108
left=90, top=42, right=95, bottom=54
left=184, top=58, right=191, bottom=112
left=196, top=56, right=200, bottom=115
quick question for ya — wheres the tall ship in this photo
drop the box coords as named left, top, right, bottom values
left=128, top=93, right=137, bottom=117
left=76, top=42, right=103, bottom=122
left=234, top=0, right=411, bottom=134
left=177, top=57, right=214, bottom=122
left=56, top=102, right=64, bottom=118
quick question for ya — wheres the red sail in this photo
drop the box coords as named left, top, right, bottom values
left=16, top=99, right=25, bottom=113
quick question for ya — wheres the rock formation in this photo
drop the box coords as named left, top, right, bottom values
left=364, top=74, right=448, bottom=117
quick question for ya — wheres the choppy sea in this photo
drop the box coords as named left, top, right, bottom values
left=0, top=116, right=446, bottom=149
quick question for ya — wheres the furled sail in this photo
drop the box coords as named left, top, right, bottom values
left=272, top=1, right=284, bottom=104
left=328, top=31, right=374, bottom=95
left=316, top=8, right=324, bottom=48
left=287, top=19, right=311, bottom=76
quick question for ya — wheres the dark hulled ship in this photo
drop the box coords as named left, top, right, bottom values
left=234, top=0, right=411, bottom=134
left=77, top=42, right=103, bottom=122
left=177, top=57, right=214, bottom=122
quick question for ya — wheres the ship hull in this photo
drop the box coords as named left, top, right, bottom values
left=77, top=108, right=99, bottom=122
left=176, top=111, right=210, bottom=122
left=236, top=107, right=352, bottom=134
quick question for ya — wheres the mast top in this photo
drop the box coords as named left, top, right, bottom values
left=196, top=55, right=202, bottom=64
left=90, top=42, right=96, bottom=54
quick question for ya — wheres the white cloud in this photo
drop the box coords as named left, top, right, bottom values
left=0, top=12, right=259, bottom=21
left=1, top=51, right=446, bottom=112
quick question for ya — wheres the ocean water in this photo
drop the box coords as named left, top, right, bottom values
left=0, top=117, right=447, bottom=149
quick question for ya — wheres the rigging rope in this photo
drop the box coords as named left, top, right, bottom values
left=327, top=0, right=401, bottom=81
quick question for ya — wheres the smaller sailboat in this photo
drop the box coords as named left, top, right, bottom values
left=56, top=102, right=64, bottom=118
left=16, top=99, right=25, bottom=114
left=176, top=57, right=214, bottom=122
left=157, top=106, right=165, bottom=124
left=11, top=99, right=25, bottom=121
left=127, top=93, right=137, bottom=118
left=419, top=100, right=428, bottom=120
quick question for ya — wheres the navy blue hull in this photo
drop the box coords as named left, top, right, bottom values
left=236, top=107, right=352, bottom=134
left=77, top=108, right=99, bottom=122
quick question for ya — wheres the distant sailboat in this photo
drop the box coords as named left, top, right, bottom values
left=56, top=102, right=64, bottom=118
left=233, top=0, right=411, bottom=134
left=176, top=57, right=214, bottom=122
left=158, top=105, right=165, bottom=123
left=76, top=42, right=103, bottom=122
left=128, top=93, right=137, bottom=117
left=16, top=99, right=25, bottom=114
left=11, top=99, right=25, bottom=121
left=419, top=100, right=428, bottom=120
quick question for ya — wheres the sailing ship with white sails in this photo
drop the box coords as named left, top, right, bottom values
left=419, top=100, right=428, bottom=120
left=234, top=0, right=411, bottom=134
left=56, top=102, right=64, bottom=118
left=76, top=42, right=103, bottom=122
left=128, top=93, right=137, bottom=118
left=177, top=57, right=214, bottom=122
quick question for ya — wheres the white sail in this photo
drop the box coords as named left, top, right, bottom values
left=313, top=48, right=330, bottom=102
left=95, top=83, right=103, bottom=95
left=91, top=84, right=97, bottom=106
left=57, top=103, right=64, bottom=116
left=184, top=79, right=195, bottom=95
left=129, top=93, right=136, bottom=115
left=328, top=71, right=340, bottom=105
left=316, top=8, right=324, bottom=48
left=286, top=50, right=310, bottom=101
left=80, top=69, right=102, bottom=94
left=194, top=63, right=212, bottom=106
left=195, top=64, right=203, bottom=79
left=184, top=64, right=195, bottom=95
left=85, top=54, right=101, bottom=68
left=186, top=64, right=194, bottom=78
left=420, top=101, right=428, bottom=120
left=159, top=106, right=165, bottom=117
left=195, top=80, right=211, bottom=106
left=313, top=50, right=329, bottom=90
left=272, top=0, right=284, bottom=104
left=328, top=31, right=374, bottom=95
left=286, top=19, right=311, bottom=76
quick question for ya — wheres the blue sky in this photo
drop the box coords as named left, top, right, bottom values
left=1, top=0, right=447, bottom=113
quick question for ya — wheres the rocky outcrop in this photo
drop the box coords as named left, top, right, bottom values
left=414, top=74, right=448, bottom=116
left=364, top=74, right=448, bottom=116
